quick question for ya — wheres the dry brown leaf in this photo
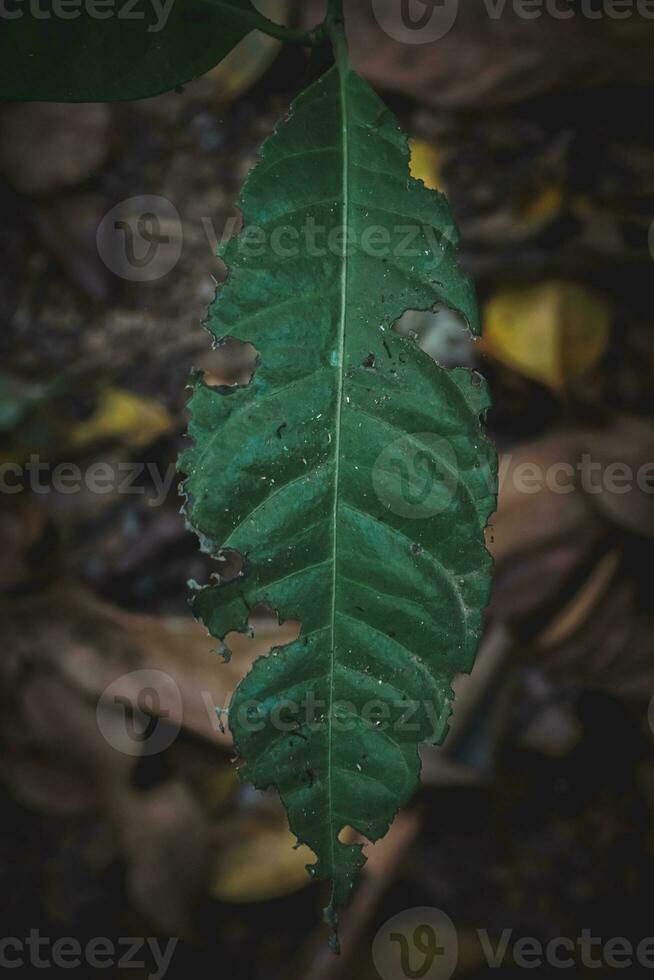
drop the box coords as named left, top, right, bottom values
left=489, top=434, right=600, bottom=565
left=531, top=562, right=654, bottom=700
left=0, top=498, right=46, bottom=591
left=113, top=781, right=212, bottom=938
left=488, top=420, right=654, bottom=696
left=576, top=416, right=654, bottom=537
left=0, top=585, right=265, bottom=933
left=34, top=194, right=112, bottom=302
left=537, top=548, right=620, bottom=651
left=0, top=103, right=114, bottom=194
left=489, top=433, right=605, bottom=620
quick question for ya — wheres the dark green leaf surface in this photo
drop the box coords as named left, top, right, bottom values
left=0, top=0, right=280, bottom=101
left=180, top=32, right=496, bottom=936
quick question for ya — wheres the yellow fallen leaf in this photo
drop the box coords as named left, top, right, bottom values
left=409, top=140, right=445, bottom=192
left=481, top=281, right=611, bottom=388
left=519, top=184, right=563, bottom=225
left=211, top=816, right=317, bottom=903
left=69, top=387, right=172, bottom=449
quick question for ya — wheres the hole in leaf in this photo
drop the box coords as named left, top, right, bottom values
left=202, top=337, right=258, bottom=389
left=337, top=826, right=357, bottom=845
left=362, top=352, right=377, bottom=370
left=249, top=602, right=301, bottom=643
left=393, top=303, right=475, bottom=368
left=222, top=602, right=301, bottom=664
left=337, top=826, right=372, bottom=848
left=209, top=548, right=246, bottom=587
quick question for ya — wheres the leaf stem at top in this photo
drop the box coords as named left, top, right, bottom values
left=244, top=6, right=324, bottom=46
left=326, top=0, right=344, bottom=24
left=325, top=0, right=347, bottom=64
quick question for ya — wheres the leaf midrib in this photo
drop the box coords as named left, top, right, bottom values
left=327, top=37, right=350, bottom=889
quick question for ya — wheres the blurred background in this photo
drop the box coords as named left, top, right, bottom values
left=2, top=0, right=654, bottom=976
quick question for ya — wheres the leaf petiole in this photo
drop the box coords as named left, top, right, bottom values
left=235, top=4, right=326, bottom=47
left=326, top=0, right=345, bottom=24
left=252, top=0, right=344, bottom=48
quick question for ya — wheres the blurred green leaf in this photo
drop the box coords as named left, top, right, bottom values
left=0, top=372, right=52, bottom=433
left=0, top=0, right=293, bottom=102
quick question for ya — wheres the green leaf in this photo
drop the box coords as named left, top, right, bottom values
left=0, top=0, right=300, bottom=102
left=0, top=372, right=53, bottom=431
left=180, top=28, right=496, bottom=942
